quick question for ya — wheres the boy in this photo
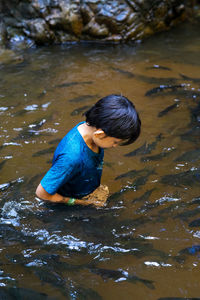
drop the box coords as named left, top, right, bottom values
left=36, top=94, right=141, bottom=207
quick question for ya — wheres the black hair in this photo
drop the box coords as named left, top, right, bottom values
left=84, top=94, right=141, bottom=145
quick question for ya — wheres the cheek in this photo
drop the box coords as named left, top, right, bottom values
left=99, top=140, right=112, bottom=148
left=95, top=138, right=106, bottom=148
left=105, top=141, right=115, bottom=148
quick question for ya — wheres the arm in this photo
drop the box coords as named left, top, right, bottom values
left=35, top=183, right=97, bottom=206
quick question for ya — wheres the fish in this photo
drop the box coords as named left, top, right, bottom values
left=141, top=149, right=175, bottom=162
left=174, top=208, right=200, bottom=221
left=32, top=146, right=55, bottom=157
left=136, top=74, right=178, bottom=85
left=115, top=167, right=155, bottom=180
left=159, top=202, right=185, bottom=215
left=0, top=287, right=55, bottom=300
left=146, top=65, right=171, bottom=71
left=175, top=149, right=200, bottom=162
left=115, top=170, right=155, bottom=193
left=0, top=224, right=24, bottom=242
left=48, top=138, right=62, bottom=145
left=111, top=67, right=135, bottom=78
left=124, top=237, right=170, bottom=261
left=113, top=215, right=153, bottom=231
left=89, top=267, right=154, bottom=289
left=6, top=253, right=30, bottom=265
left=160, top=168, right=200, bottom=187
left=34, top=268, right=67, bottom=289
left=131, top=175, right=150, bottom=190
left=179, top=73, right=200, bottom=83
left=54, top=81, right=93, bottom=88
left=103, top=161, right=115, bottom=168
left=136, top=200, right=160, bottom=213
left=124, top=142, right=148, bottom=157
left=173, top=89, right=200, bottom=99
left=158, top=103, right=178, bottom=117
left=125, top=134, right=162, bottom=157
left=12, top=117, right=49, bottom=141
left=181, top=127, right=200, bottom=143
left=189, top=218, right=200, bottom=227
left=70, top=105, right=91, bottom=116
left=12, top=109, right=27, bottom=117
left=158, top=203, right=177, bottom=215
left=179, top=245, right=200, bottom=256
left=107, top=188, right=129, bottom=203
left=12, top=104, right=41, bottom=116
left=0, top=159, right=7, bottom=171
left=69, top=95, right=98, bottom=103
left=174, top=244, right=200, bottom=264
left=132, top=188, right=155, bottom=204
left=145, top=84, right=185, bottom=97
left=26, top=172, right=46, bottom=188
left=27, top=254, right=83, bottom=272
left=190, top=103, right=200, bottom=124
left=146, top=86, right=200, bottom=99
left=139, top=134, right=163, bottom=154
left=115, top=169, right=143, bottom=180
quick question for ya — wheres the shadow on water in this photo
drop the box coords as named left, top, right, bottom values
left=0, top=20, right=200, bottom=299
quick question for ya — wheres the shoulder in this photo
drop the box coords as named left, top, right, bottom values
left=55, top=142, right=83, bottom=166
left=56, top=125, right=82, bottom=153
left=51, top=152, right=80, bottom=174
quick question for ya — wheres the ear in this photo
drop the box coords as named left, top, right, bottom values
left=93, top=129, right=106, bottom=139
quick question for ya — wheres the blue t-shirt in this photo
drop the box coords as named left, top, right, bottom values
left=41, top=122, right=104, bottom=198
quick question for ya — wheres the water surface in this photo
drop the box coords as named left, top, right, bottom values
left=0, top=21, right=200, bottom=299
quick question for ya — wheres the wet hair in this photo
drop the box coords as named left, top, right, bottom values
left=84, top=94, right=141, bottom=145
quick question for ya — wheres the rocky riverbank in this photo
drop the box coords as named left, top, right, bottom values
left=0, top=0, right=196, bottom=49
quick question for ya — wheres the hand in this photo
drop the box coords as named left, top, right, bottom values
left=82, top=185, right=109, bottom=207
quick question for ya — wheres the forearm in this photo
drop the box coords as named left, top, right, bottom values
left=36, top=183, right=91, bottom=206
left=42, top=192, right=69, bottom=204
left=43, top=194, right=91, bottom=206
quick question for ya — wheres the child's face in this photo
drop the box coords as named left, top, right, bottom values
left=93, top=132, right=122, bottom=149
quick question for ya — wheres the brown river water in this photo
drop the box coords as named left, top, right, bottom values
left=0, top=21, right=200, bottom=299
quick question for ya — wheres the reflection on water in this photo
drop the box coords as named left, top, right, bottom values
left=0, top=21, right=200, bottom=299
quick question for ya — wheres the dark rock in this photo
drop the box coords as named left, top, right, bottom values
left=24, top=18, right=55, bottom=44
left=0, top=0, right=195, bottom=48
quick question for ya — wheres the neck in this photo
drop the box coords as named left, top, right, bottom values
left=78, top=123, right=99, bottom=153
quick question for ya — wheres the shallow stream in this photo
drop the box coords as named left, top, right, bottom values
left=0, top=21, right=200, bottom=299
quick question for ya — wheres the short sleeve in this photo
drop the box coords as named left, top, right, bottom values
left=40, top=153, right=79, bottom=195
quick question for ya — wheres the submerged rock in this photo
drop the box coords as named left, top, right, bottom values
left=0, top=0, right=195, bottom=48
left=0, top=48, right=23, bottom=65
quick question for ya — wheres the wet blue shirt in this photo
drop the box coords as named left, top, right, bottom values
left=41, top=122, right=104, bottom=198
